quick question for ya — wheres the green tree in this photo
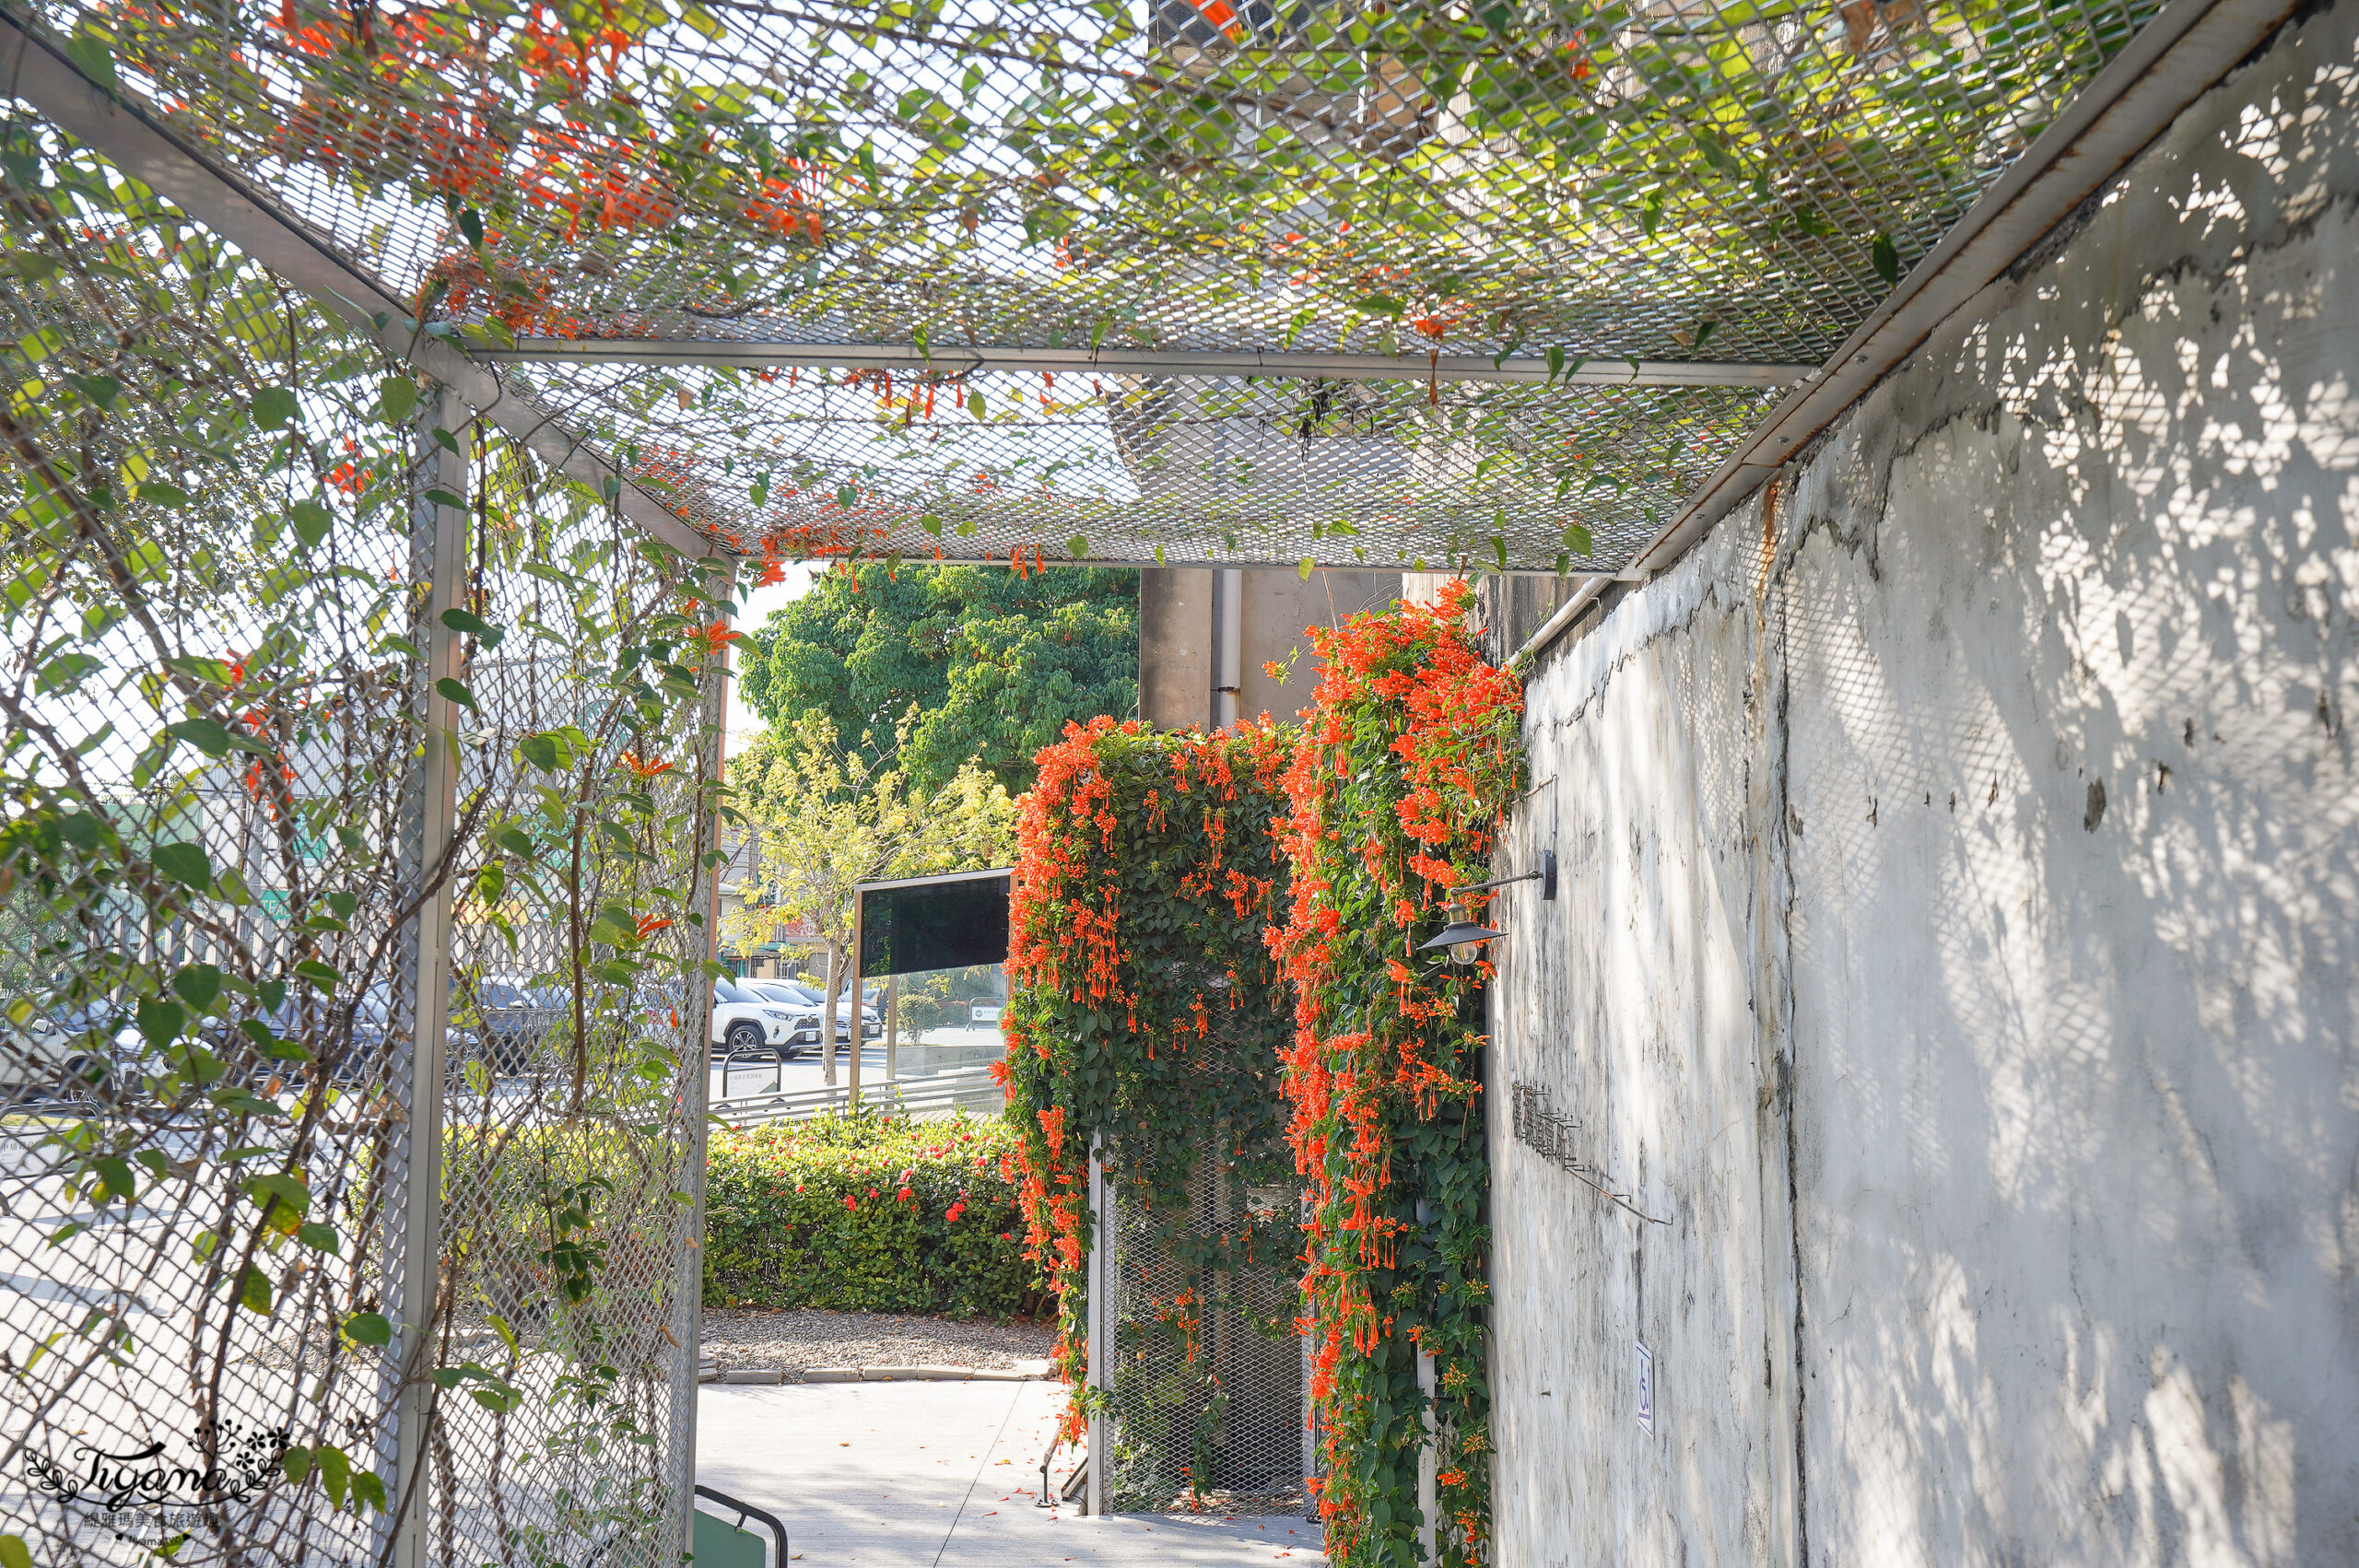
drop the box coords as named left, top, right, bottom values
left=724, top=713, right=1016, bottom=1084
left=736, top=564, right=1138, bottom=796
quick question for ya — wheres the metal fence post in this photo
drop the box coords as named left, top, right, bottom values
left=1302, top=1291, right=1319, bottom=1522
left=671, top=563, right=731, bottom=1554
left=847, top=893, right=863, bottom=1107
left=1086, top=1137, right=1108, bottom=1517
left=1416, top=1346, right=1438, bottom=1564
left=379, top=387, right=468, bottom=1568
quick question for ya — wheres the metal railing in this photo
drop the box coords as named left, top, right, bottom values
left=710, top=1066, right=1005, bottom=1127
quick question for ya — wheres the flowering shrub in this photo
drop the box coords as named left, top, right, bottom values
left=1273, top=581, right=1524, bottom=1568
left=1001, top=717, right=1298, bottom=1465
left=701, top=1112, right=1046, bottom=1319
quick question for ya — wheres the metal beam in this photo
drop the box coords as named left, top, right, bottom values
left=487, top=337, right=1818, bottom=390
left=1605, top=0, right=2305, bottom=591
left=0, top=11, right=713, bottom=559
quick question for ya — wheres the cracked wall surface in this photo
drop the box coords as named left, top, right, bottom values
left=1489, top=4, right=2359, bottom=1564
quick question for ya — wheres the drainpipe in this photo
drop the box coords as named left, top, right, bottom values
left=1212, top=568, right=1242, bottom=731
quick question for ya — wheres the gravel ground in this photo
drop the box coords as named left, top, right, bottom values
left=698, top=1307, right=1057, bottom=1371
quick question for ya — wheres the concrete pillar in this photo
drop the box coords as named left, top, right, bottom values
left=1139, top=568, right=1400, bottom=731
left=1139, top=568, right=1215, bottom=730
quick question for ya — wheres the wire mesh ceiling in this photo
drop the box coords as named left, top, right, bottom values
left=11, top=0, right=2165, bottom=568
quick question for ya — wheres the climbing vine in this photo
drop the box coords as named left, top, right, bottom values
left=0, top=127, right=735, bottom=1564
left=1273, top=581, right=1525, bottom=1568
left=1000, top=716, right=1297, bottom=1497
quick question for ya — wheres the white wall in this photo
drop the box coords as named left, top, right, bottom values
left=1490, top=5, right=2359, bottom=1563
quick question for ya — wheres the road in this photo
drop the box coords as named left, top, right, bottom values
left=706, top=1026, right=1005, bottom=1109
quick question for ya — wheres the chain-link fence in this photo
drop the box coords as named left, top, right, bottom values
left=1, top=118, right=727, bottom=1565
left=1097, top=1151, right=1305, bottom=1515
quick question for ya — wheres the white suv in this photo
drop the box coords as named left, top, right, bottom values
left=1, top=1006, right=123, bottom=1103
left=710, top=978, right=814, bottom=1058
left=748, top=980, right=882, bottom=1041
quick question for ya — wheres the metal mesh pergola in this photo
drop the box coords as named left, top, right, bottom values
left=3, top=0, right=2191, bottom=572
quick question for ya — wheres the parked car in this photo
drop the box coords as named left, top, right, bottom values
left=736, top=981, right=827, bottom=1053
left=754, top=980, right=882, bottom=1040
left=710, top=978, right=806, bottom=1058
left=234, top=989, right=423, bottom=1087
left=463, top=977, right=569, bottom=1075
left=0, top=1005, right=120, bottom=1104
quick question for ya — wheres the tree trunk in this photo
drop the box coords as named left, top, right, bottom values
left=820, top=937, right=843, bottom=1088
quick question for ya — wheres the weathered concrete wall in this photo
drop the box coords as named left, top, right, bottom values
left=1490, top=518, right=1793, bottom=1566
left=1491, top=6, right=2359, bottom=1564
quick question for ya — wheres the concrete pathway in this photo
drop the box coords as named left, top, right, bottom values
left=696, top=1380, right=1326, bottom=1567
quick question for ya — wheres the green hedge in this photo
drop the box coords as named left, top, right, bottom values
left=702, top=1111, right=1049, bottom=1319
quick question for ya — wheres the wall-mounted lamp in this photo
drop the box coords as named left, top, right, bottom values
left=1456, top=849, right=1557, bottom=902
left=1420, top=852, right=1555, bottom=964
left=1419, top=920, right=1506, bottom=965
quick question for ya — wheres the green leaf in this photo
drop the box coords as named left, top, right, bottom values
left=967, top=389, right=986, bottom=418
left=91, top=1155, right=137, bottom=1203
left=834, top=483, right=858, bottom=510
left=440, top=607, right=505, bottom=649
left=516, top=731, right=569, bottom=772
left=1562, top=524, right=1592, bottom=557
left=423, top=487, right=465, bottom=511
left=857, top=140, right=878, bottom=183
left=1064, top=534, right=1087, bottom=560
left=316, top=1442, right=351, bottom=1508
left=379, top=377, right=419, bottom=424
left=282, top=1446, right=314, bottom=1485
left=165, top=718, right=234, bottom=757
left=234, top=1265, right=272, bottom=1314
left=65, top=30, right=119, bottom=91
left=434, top=677, right=478, bottom=711
left=297, top=1222, right=342, bottom=1255
left=289, top=499, right=332, bottom=549
left=63, top=373, right=121, bottom=410
left=247, top=1173, right=310, bottom=1235
left=0, top=1533, right=30, bottom=1568
left=252, top=386, right=299, bottom=428
left=137, top=481, right=192, bottom=508
left=152, top=841, right=214, bottom=892
left=1872, top=232, right=1901, bottom=288
left=457, top=206, right=486, bottom=246
left=1298, top=556, right=1315, bottom=580
left=292, top=959, right=340, bottom=993
left=343, top=1311, right=393, bottom=1347
left=209, top=1086, right=288, bottom=1118
left=921, top=512, right=943, bottom=536
left=5, top=253, right=62, bottom=286
left=135, top=997, right=186, bottom=1049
